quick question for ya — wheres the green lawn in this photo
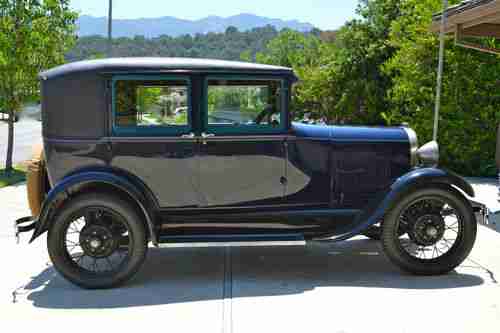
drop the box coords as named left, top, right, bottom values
left=0, top=166, right=27, bottom=188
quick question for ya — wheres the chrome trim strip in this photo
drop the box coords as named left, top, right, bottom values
left=402, top=127, right=419, bottom=166
left=158, top=240, right=306, bottom=248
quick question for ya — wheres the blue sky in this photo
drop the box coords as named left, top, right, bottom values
left=70, top=0, right=359, bottom=30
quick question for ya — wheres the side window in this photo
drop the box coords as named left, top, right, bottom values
left=113, top=76, right=190, bottom=135
left=206, top=78, right=284, bottom=133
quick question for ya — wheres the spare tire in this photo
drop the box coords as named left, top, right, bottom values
left=26, top=145, right=49, bottom=217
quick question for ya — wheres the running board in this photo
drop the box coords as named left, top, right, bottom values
left=157, top=234, right=306, bottom=248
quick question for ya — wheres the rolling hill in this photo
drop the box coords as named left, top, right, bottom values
left=77, top=13, right=315, bottom=38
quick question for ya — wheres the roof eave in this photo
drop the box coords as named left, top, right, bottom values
left=430, top=0, right=500, bottom=34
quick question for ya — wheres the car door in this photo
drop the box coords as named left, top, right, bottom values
left=109, top=75, right=201, bottom=208
left=197, top=76, right=287, bottom=208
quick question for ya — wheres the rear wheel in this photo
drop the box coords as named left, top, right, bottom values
left=47, top=193, right=147, bottom=289
left=381, top=187, right=476, bottom=275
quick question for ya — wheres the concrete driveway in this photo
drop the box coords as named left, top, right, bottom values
left=2, top=183, right=500, bottom=333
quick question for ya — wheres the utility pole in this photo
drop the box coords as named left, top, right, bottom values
left=107, top=0, right=113, bottom=57
left=433, top=0, right=448, bottom=142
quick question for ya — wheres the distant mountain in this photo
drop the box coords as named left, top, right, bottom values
left=77, top=14, right=315, bottom=38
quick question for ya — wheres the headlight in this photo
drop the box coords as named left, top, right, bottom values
left=417, top=141, right=440, bottom=167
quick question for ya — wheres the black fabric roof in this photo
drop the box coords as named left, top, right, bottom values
left=39, top=57, right=294, bottom=80
left=433, top=0, right=496, bottom=21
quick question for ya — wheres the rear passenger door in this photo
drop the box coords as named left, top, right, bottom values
left=109, top=75, right=201, bottom=208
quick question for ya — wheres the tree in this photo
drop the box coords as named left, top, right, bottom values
left=384, top=0, right=499, bottom=176
left=329, top=0, right=403, bottom=125
left=67, top=26, right=281, bottom=63
left=255, top=29, right=322, bottom=68
left=253, top=1, right=404, bottom=125
left=0, top=0, right=77, bottom=173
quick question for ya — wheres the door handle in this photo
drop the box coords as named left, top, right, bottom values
left=201, top=132, right=215, bottom=145
left=181, top=133, right=195, bottom=139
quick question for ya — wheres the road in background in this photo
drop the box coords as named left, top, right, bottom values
left=0, top=104, right=42, bottom=168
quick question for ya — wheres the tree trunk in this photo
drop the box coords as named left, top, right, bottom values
left=5, top=108, right=14, bottom=175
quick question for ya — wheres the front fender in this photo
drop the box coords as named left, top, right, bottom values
left=324, top=168, right=474, bottom=241
left=390, top=168, right=474, bottom=198
left=29, top=171, right=157, bottom=245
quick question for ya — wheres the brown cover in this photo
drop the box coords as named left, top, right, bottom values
left=26, top=145, right=47, bottom=217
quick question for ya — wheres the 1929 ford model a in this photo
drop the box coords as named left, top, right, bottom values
left=16, top=58, right=479, bottom=289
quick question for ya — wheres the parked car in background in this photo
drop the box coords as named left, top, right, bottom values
left=16, top=58, right=479, bottom=289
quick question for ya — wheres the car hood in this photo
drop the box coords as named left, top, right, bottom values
left=291, top=122, right=409, bottom=142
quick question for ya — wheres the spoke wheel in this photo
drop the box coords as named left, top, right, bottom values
left=397, top=198, right=462, bottom=261
left=64, top=207, right=131, bottom=275
left=381, top=186, right=476, bottom=275
left=48, top=193, right=147, bottom=289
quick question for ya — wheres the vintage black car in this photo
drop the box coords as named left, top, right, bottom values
left=16, top=58, right=479, bottom=289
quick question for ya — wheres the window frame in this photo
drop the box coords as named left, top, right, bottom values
left=202, top=75, right=287, bottom=135
left=111, top=74, right=192, bottom=136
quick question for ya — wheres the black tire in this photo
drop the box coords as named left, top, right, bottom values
left=381, top=186, right=477, bottom=275
left=362, top=225, right=381, bottom=240
left=47, top=193, right=148, bottom=289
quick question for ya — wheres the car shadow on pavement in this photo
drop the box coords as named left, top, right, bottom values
left=24, top=239, right=486, bottom=309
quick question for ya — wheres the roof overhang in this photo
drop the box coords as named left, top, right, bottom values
left=430, top=0, right=500, bottom=54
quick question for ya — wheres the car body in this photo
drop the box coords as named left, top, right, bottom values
left=16, top=58, right=481, bottom=288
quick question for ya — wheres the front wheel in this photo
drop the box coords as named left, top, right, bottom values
left=48, top=193, right=148, bottom=289
left=381, top=186, right=476, bottom=275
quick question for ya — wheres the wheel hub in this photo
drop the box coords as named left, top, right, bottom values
left=411, top=214, right=445, bottom=246
left=89, top=238, right=102, bottom=249
left=79, top=224, right=119, bottom=258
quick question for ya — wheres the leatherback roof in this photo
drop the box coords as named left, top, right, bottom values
left=39, top=57, right=295, bottom=80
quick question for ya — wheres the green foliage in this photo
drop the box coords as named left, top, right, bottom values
left=0, top=0, right=77, bottom=108
left=255, top=0, right=498, bottom=177
left=0, top=166, right=26, bottom=188
left=383, top=0, right=498, bottom=176
left=255, top=29, right=322, bottom=68
left=137, top=86, right=163, bottom=114
left=208, top=86, right=266, bottom=114
left=329, top=0, right=402, bottom=125
left=0, top=0, right=77, bottom=171
left=254, top=30, right=336, bottom=121
left=67, top=25, right=281, bottom=62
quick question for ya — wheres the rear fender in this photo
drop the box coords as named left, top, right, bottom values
left=29, top=171, right=158, bottom=245
left=325, top=168, right=474, bottom=241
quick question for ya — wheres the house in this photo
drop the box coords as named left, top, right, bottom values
left=430, top=0, right=500, bottom=54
